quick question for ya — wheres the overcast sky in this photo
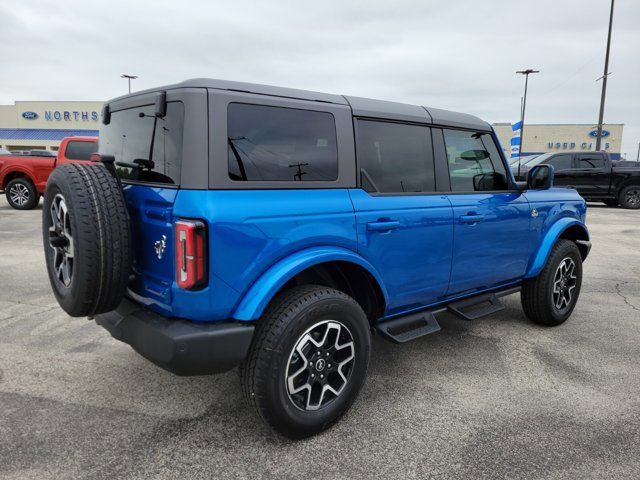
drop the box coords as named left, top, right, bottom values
left=1, top=0, right=638, bottom=157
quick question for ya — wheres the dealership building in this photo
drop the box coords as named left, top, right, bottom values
left=493, top=123, right=624, bottom=160
left=0, top=101, right=103, bottom=151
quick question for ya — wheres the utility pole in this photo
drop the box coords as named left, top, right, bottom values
left=595, top=0, right=615, bottom=151
left=516, top=69, right=539, bottom=178
left=120, top=74, right=138, bottom=94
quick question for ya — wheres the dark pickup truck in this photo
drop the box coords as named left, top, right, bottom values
left=513, top=151, right=640, bottom=209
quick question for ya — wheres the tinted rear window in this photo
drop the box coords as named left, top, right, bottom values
left=356, top=120, right=435, bottom=193
left=577, top=155, right=605, bottom=169
left=64, top=141, right=97, bottom=160
left=227, top=103, right=338, bottom=182
left=99, top=102, right=184, bottom=185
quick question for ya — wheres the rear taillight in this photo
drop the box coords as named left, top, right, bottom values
left=175, top=219, right=207, bottom=290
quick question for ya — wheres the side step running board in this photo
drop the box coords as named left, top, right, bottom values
left=447, top=287, right=520, bottom=320
left=375, top=287, right=521, bottom=343
left=375, top=311, right=441, bottom=344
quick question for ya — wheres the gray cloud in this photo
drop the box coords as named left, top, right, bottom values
left=1, top=0, right=638, bottom=156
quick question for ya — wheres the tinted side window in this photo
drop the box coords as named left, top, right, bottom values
left=227, top=103, right=338, bottom=182
left=547, top=154, right=573, bottom=170
left=356, top=120, right=435, bottom=193
left=65, top=141, right=97, bottom=160
left=100, top=102, right=184, bottom=185
left=577, top=154, right=605, bottom=169
left=443, top=129, right=508, bottom=192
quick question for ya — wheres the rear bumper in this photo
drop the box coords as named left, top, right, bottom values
left=94, top=298, right=255, bottom=376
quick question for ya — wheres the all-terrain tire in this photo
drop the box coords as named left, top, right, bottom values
left=6, top=178, right=39, bottom=210
left=521, top=239, right=583, bottom=326
left=42, top=163, right=131, bottom=317
left=240, top=285, right=371, bottom=439
left=619, top=185, right=640, bottom=209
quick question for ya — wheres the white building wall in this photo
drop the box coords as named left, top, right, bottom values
left=493, top=123, right=624, bottom=159
left=0, top=101, right=103, bottom=150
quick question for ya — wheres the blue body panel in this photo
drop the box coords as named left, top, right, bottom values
left=348, top=189, right=454, bottom=315
left=446, top=192, right=533, bottom=295
left=172, top=189, right=358, bottom=322
left=523, top=188, right=588, bottom=278
left=122, top=184, right=588, bottom=324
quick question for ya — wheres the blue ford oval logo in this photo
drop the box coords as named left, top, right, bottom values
left=22, top=111, right=39, bottom=120
left=589, top=129, right=610, bottom=138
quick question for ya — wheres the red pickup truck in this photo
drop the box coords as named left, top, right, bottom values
left=0, top=136, right=98, bottom=210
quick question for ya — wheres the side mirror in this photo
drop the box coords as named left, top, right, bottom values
left=473, top=172, right=508, bottom=191
left=155, top=91, right=167, bottom=118
left=527, top=164, right=554, bottom=190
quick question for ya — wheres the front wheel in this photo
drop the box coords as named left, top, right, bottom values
left=521, top=240, right=583, bottom=326
left=619, top=185, right=640, bottom=209
left=240, top=285, right=371, bottom=438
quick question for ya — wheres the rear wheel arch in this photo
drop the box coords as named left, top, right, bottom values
left=231, top=248, right=388, bottom=323
left=274, top=260, right=385, bottom=324
left=2, top=170, right=34, bottom=190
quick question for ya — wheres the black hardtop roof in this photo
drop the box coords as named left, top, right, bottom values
left=108, top=78, right=491, bottom=131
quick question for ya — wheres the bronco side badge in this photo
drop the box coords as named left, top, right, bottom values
left=531, top=209, right=539, bottom=218
left=154, top=235, right=167, bottom=259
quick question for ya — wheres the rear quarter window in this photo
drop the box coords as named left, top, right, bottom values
left=64, top=141, right=98, bottom=160
left=227, top=103, right=338, bottom=182
left=99, top=102, right=184, bottom=185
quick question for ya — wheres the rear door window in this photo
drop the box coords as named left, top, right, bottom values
left=576, top=154, right=605, bottom=169
left=99, top=102, right=184, bottom=185
left=227, top=103, right=338, bottom=182
left=356, top=120, right=435, bottom=193
left=443, top=129, right=509, bottom=192
left=64, top=141, right=98, bottom=160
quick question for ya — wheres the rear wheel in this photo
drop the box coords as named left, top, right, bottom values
left=43, top=164, right=131, bottom=317
left=240, top=285, right=371, bottom=438
left=619, top=185, right=640, bottom=209
left=6, top=178, right=39, bottom=210
left=521, top=240, right=583, bottom=326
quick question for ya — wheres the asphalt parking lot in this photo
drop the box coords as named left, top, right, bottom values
left=0, top=195, right=639, bottom=480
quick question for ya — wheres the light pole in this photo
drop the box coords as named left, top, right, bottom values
left=636, top=142, right=639, bottom=162
left=120, top=74, right=138, bottom=94
left=595, top=0, right=615, bottom=151
left=516, top=69, right=539, bottom=178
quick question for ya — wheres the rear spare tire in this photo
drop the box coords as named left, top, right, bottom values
left=42, top=164, right=131, bottom=317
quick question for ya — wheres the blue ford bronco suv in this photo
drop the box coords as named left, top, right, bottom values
left=43, top=79, right=591, bottom=438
